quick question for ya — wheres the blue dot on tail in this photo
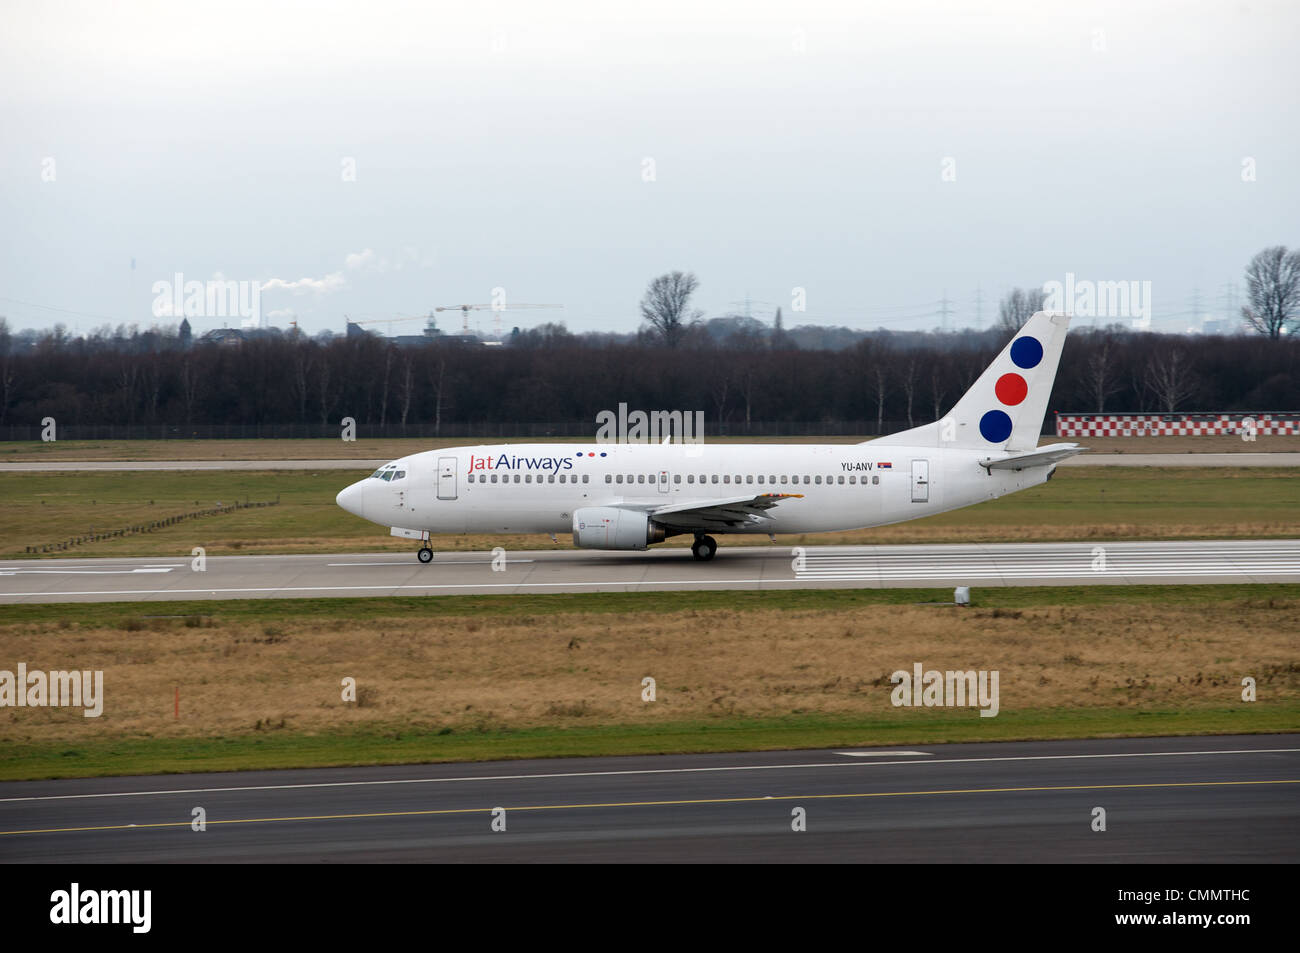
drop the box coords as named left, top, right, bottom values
left=1010, top=336, right=1043, bottom=369
left=980, top=410, right=1013, bottom=443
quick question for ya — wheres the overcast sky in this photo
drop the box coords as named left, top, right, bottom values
left=1, top=0, right=1296, bottom=337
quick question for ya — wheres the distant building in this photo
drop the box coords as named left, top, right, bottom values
left=178, top=317, right=192, bottom=348
left=199, top=328, right=244, bottom=346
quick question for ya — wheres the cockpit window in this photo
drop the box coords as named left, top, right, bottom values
left=371, top=463, right=402, bottom=481
left=380, top=470, right=394, bottom=481
left=394, top=470, right=406, bottom=480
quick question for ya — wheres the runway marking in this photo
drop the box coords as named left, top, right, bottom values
left=0, top=568, right=174, bottom=577
left=4, top=747, right=1295, bottom=803
left=835, top=750, right=930, bottom=757
left=3, top=779, right=1295, bottom=836
left=326, top=560, right=535, bottom=567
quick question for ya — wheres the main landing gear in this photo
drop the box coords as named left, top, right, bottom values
left=417, top=547, right=433, bottom=564
left=691, top=535, right=717, bottom=561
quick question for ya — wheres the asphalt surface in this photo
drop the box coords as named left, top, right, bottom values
left=2, top=452, right=1299, bottom=470
left=2, top=540, right=1298, bottom=603
left=1, top=736, right=1294, bottom=862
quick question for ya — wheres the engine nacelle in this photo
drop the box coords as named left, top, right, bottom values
left=572, top=507, right=666, bottom=551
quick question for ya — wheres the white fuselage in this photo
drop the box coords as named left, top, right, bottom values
left=336, top=442, right=1054, bottom=540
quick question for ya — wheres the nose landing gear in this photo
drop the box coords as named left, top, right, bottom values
left=417, top=547, right=433, bottom=564
left=691, top=535, right=717, bottom=561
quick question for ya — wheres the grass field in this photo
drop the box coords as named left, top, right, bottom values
left=2, top=465, right=1297, bottom=558
left=1, top=586, right=1295, bottom=780
left=2, top=434, right=1296, bottom=461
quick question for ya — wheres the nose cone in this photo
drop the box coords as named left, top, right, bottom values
left=336, top=481, right=366, bottom=518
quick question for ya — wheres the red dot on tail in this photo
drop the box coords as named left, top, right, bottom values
left=995, top=373, right=1028, bottom=406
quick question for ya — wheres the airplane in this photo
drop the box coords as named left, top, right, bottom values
left=335, top=311, right=1084, bottom=563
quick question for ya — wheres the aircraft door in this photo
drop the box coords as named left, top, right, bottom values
left=437, top=456, right=458, bottom=500
left=658, top=470, right=670, bottom=494
left=911, top=459, right=929, bottom=503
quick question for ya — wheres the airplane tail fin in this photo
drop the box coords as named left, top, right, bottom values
left=867, top=311, right=1070, bottom=452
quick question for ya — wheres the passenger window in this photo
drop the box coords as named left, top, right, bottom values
left=769, top=475, right=776, bottom=483
left=746, top=475, right=753, bottom=484
left=757, top=475, right=765, bottom=484
left=606, top=474, right=612, bottom=483
left=873, top=475, right=880, bottom=485
left=616, top=474, right=623, bottom=484
left=548, top=474, right=555, bottom=483
left=637, top=475, right=644, bottom=484
left=815, top=476, right=822, bottom=484
left=687, top=475, right=694, bottom=483
left=559, top=474, right=567, bottom=484
left=490, top=474, right=498, bottom=484
left=710, top=475, right=718, bottom=484
left=582, top=475, right=589, bottom=483
left=674, top=474, right=681, bottom=484
left=849, top=475, right=857, bottom=484
left=723, top=475, right=730, bottom=484
left=837, top=475, right=845, bottom=484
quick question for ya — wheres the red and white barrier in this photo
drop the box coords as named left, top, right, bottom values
left=1055, top=413, right=1300, bottom=437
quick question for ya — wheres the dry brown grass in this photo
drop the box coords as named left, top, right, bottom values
left=3, top=601, right=1295, bottom=745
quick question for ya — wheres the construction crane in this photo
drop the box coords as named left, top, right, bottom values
left=433, top=303, right=564, bottom=336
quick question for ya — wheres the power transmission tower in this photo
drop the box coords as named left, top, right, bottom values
left=938, top=290, right=953, bottom=333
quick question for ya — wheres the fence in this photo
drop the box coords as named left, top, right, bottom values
left=1055, top=412, right=1300, bottom=437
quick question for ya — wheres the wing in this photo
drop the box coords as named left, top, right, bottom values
left=978, top=442, right=1086, bottom=471
left=647, top=492, right=805, bottom=531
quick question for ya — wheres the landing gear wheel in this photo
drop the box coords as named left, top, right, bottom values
left=417, top=547, right=433, bottom=564
left=691, top=536, right=717, bottom=561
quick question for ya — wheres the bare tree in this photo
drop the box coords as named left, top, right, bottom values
left=378, top=346, right=393, bottom=426
left=639, top=271, right=703, bottom=348
left=870, top=362, right=889, bottom=435
left=178, top=355, right=200, bottom=425
left=771, top=307, right=787, bottom=349
left=398, top=353, right=415, bottom=427
left=1083, top=334, right=1123, bottom=412
left=929, top=358, right=948, bottom=420
left=997, top=287, right=1047, bottom=335
left=0, top=317, right=12, bottom=426
left=899, top=357, right=918, bottom=427
left=711, top=370, right=730, bottom=430
left=315, top=354, right=335, bottom=426
left=1241, top=246, right=1300, bottom=339
left=1145, top=347, right=1198, bottom=413
left=428, top=354, right=447, bottom=436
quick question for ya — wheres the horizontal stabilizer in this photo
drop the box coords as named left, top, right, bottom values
left=978, top=443, right=1086, bottom=471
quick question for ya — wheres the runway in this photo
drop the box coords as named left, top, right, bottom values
left=1, top=735, right=1294, bottom=862
left=2, top=539, right=1298, bottom=603
left=2, top=452, right=1298, bottom=471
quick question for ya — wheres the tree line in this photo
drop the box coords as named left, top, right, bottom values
left=0, top=319, right=1295, bottom=435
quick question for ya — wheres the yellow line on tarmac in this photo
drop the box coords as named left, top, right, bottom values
left=3, top=779, right=1295, bottom=836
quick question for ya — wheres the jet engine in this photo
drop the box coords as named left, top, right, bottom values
left=571, top=507, right=667, bottom=550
